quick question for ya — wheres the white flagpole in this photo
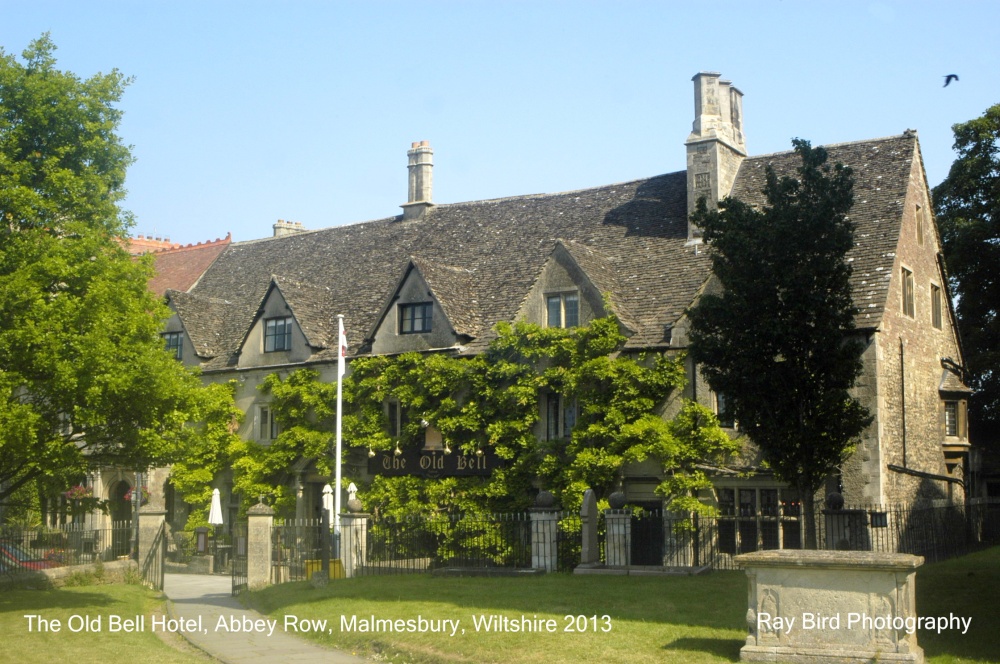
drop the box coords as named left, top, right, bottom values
left=335, top=315, right=345, bottom=534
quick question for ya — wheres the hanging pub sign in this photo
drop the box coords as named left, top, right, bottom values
left=369, top=447, right=501, bottom=478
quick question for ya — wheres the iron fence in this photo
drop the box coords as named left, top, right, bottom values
left=356, top=513, right=534, bottom=575
left=1, top=522, right=135, bottom=573
left=271, top=518, right=328, bottom=583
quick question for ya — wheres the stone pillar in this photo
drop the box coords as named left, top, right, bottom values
left=339, top=511, right=368, bottom=578
left=247, top=502, right=274, bottom=589
left=736, top=550, right=924, bottom=664
left=530, top=491, right=560, bottom=572
left=138, top=508, right=165, bottom=581
left=530, top=509, right=559, bottom=572
left=580, top=489, right=599, bottom=565
left=604, top=509, right=632, bottom=567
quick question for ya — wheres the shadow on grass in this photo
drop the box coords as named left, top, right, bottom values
left=662, top=636, right=742, bottom=662
left=0, top=587, right=125, bottom=614
left=249, top=570, right=748, bottom=630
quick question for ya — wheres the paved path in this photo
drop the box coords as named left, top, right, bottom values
left=163, top=573, right=366, bottom=663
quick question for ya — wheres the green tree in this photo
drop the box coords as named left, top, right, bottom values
left=0, top=36, right=214, bottom=507
left=933, top=104, right=1000, bottom=443
left=687, top=139, right=872, bottom=548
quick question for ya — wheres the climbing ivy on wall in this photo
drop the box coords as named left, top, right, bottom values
left=231, top=315, right=738, bottom=518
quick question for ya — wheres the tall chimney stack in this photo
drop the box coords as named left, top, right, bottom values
left=401, top=140, right=434, bottom=221
left=685, top=72, right=746, bottom=244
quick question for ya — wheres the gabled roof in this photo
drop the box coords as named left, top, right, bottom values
left=269, top=276, right=339, bottom=349
left=410, top=257, right=481, bottom=337
left=179, top=134, right=920, bottom=370
left=365, top=257, right=479, bottom=342
left=146, top=233, right=232, bottom=297
left=554, top=240, right=639, bottom=334
left=166, top=289, right=246, bottom=359
left=730, top=135, right=916, bottom=329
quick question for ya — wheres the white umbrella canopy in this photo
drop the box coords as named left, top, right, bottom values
left=208, top=488, right=224, bottom=526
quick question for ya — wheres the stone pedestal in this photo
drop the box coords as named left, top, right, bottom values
left=339, top=512, right=368, bottom=578
left=735, top=550, right=924, bottom=663
left=530, top=509, right=559, bottom=572
left=247, top=502, right=274, bottom=589
left=604, top=509, right=632, bottom=567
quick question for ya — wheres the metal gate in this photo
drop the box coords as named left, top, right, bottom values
left=231, top=521, right=247, bottom=595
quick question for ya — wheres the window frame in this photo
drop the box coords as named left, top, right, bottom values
left=544, top=393, right=577, bottom=441
left=916, top=204, right=925, bottom=246
left=901, top=267, right=915, bottom=318
left=931, top=283, right=943, bottom=330
left=943, top=400, right=966, bottom=439
left=399, top=302, right=433, bottom=334
left=163, top=331, right=183, bottom=360
left=545, top=292, right=580, bottom=329
left=264, top=316, right=293, bottom=352
left=258, top=405, right=280, bottom=441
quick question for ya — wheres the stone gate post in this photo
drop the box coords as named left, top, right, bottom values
left=530, top=491, right=559, bottom=572
left=580, top=489, right=599, bottom=565
left=604, top=509, right=632, bottom=567
left=339, top=511, right=368, bottom=578
left=247, top=502, right=274, bottom=589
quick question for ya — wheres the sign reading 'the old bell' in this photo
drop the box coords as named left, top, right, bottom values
left=368, top=447, right=500, bottom=478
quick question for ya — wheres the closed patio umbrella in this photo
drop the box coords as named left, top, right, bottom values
left=208, top=488, right=224, bottom=526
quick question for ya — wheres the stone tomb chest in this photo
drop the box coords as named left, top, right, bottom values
left=735, top=550, right=924, bottom=663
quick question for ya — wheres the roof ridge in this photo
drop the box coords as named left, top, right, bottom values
left=747, top=134, right=914, bottom=162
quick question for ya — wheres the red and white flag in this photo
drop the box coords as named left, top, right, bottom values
left=338, top=317, right=347, bottom=377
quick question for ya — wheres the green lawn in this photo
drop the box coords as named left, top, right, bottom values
left=0, top=583, right=210, bottom=664
left=249, top=547, right=1000, bottom=664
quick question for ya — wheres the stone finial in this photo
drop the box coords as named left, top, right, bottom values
left=534, top=490, right=555, bottom=509
left=580, top=489, right=598, bottom=517
left=608, top=491, right=627, bottom=510
left=248, top=501, right=275, bottom=516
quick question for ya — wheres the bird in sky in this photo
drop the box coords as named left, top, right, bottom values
left=943, top=74, right=959, bottom=87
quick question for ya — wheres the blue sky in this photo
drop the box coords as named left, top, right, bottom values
left=2, top=1, right=998, bottom=246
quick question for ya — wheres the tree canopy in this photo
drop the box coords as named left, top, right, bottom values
left=933, top=104, right=1000, bottom=443
left=0, top=36, right=218, bottom=509
left=687, top=139, right=871, bottom=548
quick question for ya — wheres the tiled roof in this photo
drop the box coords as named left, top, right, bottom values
left=146, top=234, right=233, bottom=296
left=410, top=257, right=481, bottom=338
left=271, top=276, right=339, bottom=349
left=166, top=289, right=246, bottom=359
left=730, top=135, right=916, bottom=329
left=182, top=135, right=918, bottom=369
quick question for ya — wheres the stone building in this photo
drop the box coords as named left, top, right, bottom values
left=156, top=72, right=971, bottom=535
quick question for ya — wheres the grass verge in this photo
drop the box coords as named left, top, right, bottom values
left=248, top=547, right=1000, bottom=664
left=0, top=582, right=212, bottom=664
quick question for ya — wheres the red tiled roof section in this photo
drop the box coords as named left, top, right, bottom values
left=146, top=233, right=233, bottom=296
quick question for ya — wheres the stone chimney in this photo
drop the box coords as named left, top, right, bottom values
left=273, top=220, right=307, bottom=237
left=685, top=72, right=747, bottom=244
left=401, top=140, right=434, bottom=221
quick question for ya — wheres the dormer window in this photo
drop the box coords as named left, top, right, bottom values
left=400, top=302, right=432, bottom=334
left=162, top=332, right=183, bottom=360
left=264, top=317, right=293, bottom=352
left=546, top=292, right=579, bottom=328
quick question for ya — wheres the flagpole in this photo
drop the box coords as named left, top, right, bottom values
left=335, top=315, right=345, bottom=535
